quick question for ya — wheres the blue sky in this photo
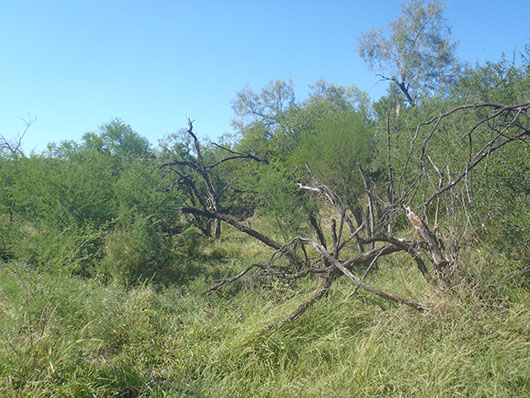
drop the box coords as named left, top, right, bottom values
left=1, top=0, right=529, bottom=153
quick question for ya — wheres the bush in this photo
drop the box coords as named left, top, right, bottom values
left=98, top=215, right=178, bottom=285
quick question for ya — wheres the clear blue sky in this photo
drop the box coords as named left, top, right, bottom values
left=1, top=0, right=529, bottom=153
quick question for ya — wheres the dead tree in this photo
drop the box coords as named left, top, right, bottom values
left=163, top=119, right=267, bottom=238
left=387, top=101, right=530, bottom=283
left=178, top=102, right=529, bottom=325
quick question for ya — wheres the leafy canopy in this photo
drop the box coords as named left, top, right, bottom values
left=358, top=0, right=459, bottom=105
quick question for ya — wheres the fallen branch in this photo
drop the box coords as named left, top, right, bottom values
left=206, top=263, right=265, bottom=293
left=270, top=275, right=335, bottom=329
left=297, top=237, right=427, bottom=311
left=177, top=206, right=306, bottom=268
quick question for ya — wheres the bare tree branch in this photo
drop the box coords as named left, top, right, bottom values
left=0, top=116, right=36, bottom=157
left=177, top=206, right=306, bottom=268
left=297, top=236, right=427, bottom=311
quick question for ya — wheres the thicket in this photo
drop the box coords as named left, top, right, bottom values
left=1, top=2, right=529, bottom=395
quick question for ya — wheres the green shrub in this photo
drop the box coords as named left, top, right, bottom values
left=98, top=215, right=178, bottom=285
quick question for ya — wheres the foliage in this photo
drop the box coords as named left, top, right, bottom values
left=0, top=120, right=184, bottom=280
left=0, top=154, right=115, bottom=272
left=358, top=0, right=459, bottom=105
left=306, top=79, right=373, bottom=116
left=253, top=164, right=314, bottom=240
left=454, top=56, right=530, bottom=104
left=231, top=78, right=296, bottom=133
left=80, top=118, right=152, bottom=160
left=292, top=110, right=375, bottom=203
left=98, top=214, right=179, bottom=285
left=445, top=59, right=530, bottom=262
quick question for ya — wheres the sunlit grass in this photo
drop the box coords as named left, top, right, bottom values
left=1, top=242, right=529, bottom=396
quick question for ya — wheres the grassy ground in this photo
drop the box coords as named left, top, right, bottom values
left=1, top=236, right=529, bottom=397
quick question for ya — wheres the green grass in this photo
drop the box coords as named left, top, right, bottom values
left=1, top=245, right=529, bottom=397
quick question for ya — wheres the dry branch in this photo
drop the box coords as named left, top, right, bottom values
left=297, top=236, right=426, bottom=311
left=177, top=206, right=306, bottom=268
left=163, top=119, right=268, bottom=238
left=270, top=275, right=335, bottom=329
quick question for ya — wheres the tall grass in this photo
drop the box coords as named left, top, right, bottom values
left=1, top=244, right=528, bottom=396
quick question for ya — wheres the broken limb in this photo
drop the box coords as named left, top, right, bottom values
left=297, top=236, right=427, bottom=311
